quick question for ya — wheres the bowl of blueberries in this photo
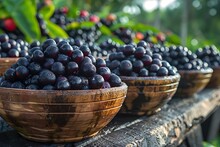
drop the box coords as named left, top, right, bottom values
left=196, top=45, right=220, bottom=88
left=0, top=39, right=127, bottom=143
left=154, top=45, right=213, bottom=98
left=107, top=41, right=180, bottom=116
left=0, top=34, right=29, bottom=76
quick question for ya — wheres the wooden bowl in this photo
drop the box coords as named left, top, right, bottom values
left=0, top=83, right=127, bottom=143
left=0, top=58, right=19, bottom=76
left=119, top=75, right=180, bottom=116
left=206, top=67, right=220, bottom=88
left=175, top=69, right=213, bottom=98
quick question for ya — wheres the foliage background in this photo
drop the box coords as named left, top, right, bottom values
left=0, top=0, right=219, bottom=51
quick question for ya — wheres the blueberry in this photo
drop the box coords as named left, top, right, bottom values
left=68, top=76, right=83, bottom=90
left=72, top=49, right=84, bottom=64
left=152, top=53, right=162, bottom=60
left=0, top=80, right=11, bottom=88
left=56, top=79, right=70, bottom=90
left=139, top=68, right=149, bottom=77
left=60, top=44, right=73, bottom=57
left=123, top=45, right=135, bottom=56
left=150, top=64, right=160, bottom=72
left=80, top=45, right=91, bottom=56
left=133, top=60, right=144, bottom=73
left=134, top=47, right=146, bottom=59
left=43, top=58, right=54, bottom=69
left=157, top=67, right=168, bottom=76
left=15, top=66, right=29, bottom=80
left=57, top=54, right=69, bottom=65
left=4, top=68, right=16, bottom=82
left=11, top=81, right=25, bottom=89
left=102, top=82, right=111, bottom=89
left=66, top=62, right=78, bottom=75
left=43, top=85, right=55, bottom=90
left=39, top=70, right=56, bottom=86
left=142, top=55, right=152, bottom=66
left=89, top=74, right=104, bottom=89
left=80, top=63, right=96, bottom=77
left=28, top=62, right=42, bottom=74
left=42, top=39, right=56, bottom=50
left=96, top=58, right=106, bottom=68
left=51, top=62, right=65, bottom=75
left=137, top=41, right=148, bottom=49
left=152, top=59, right=162, bottom=67
left=26, top=84, right=39, bottom=90
left=109, top=60, right=120, bottom=70
left=44, top=45, right=59, bottom=59
left=119, top=60, right=133, bottom=76
left=8, top=49, right=19, bottom=57
left=109, top=74, right=122, bottom=87
left=0, top=34, right=9, bottom=42
left=32, top=50, right=44, bottom=63
left=98, top=67, right=111, bottom=81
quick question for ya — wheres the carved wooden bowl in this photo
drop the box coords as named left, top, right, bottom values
left=175, top=69, right=213, bottom=98
left=119, top=75, right=180, bottom=116
left=206, top=67, right=220, bottom=88
left=0, top=58, right=19, bottom=76
left=0, top=83, right=127, bottom=143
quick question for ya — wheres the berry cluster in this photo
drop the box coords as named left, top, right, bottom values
left=113, top=28, right=134, bottom=44
left=50, top=7, right=70, bottom=29
left=196, top=45, right=220, bottom=68
left=153, top=45, right=209, bottom=70
left=99, top=39, right=120, bottom=56
left=0, top=34, right=29, bottom=58
left=0, top=39, right=122, bottom=90
left=106, top=41, right=177, bottom=77
left=100, top=14, right=117, bottom=27
left=36, top=14, right=49, bottom=37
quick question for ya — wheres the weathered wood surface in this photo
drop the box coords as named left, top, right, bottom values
left=0, top=89, right=220, bottom=147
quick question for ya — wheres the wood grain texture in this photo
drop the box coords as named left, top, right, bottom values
left=0, top=83, right=127, bottom=143
left=206, top=67, right=220, bottom=88
left=120, top=75, right=180, bottom=115
left=175, top=69, right=213, bottom=98
left=0, top=58, right=18, bottom=76
left=0, top=89, right=220, bottom=146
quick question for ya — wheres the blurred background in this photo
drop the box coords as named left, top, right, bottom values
left=0, top=0, right=219, bottom=51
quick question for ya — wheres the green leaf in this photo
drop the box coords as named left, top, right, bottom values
left=66, top=21, right=95, bottom=30
left=0, top=4, right=10, bottom=19
left=46, top=20, right=68, bottom=38
left=203, top=142, right=215, bottom=147
left=66, top=22, right=80, bottom=30
left=166, top=33, right=181, bottom=45
left=39, top=4, right=55, bottom=20
left=100, top=25, right=112, bottom=35
left=111, top=37, right=124, bottom=45
left=111, top=22, right=159, bottom=33
left=2, top=0, right=40, bottom=41
left=80, top=21, right=95, bottom=28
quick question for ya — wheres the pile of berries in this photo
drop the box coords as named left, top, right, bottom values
left=36, top=14, right=49, bottom=37
left=0, top=39, right=122, bottom=90
left=106, top=41, right=177, bottom=77
left=113, top=28, right=134, bottom=44
left=153, top=45, right=209, bottom=70
left=196, top=45, right=220, bottom=68
left=50, top=7, right=70, bottom=29
left=0, top=34, right=29, bottom=58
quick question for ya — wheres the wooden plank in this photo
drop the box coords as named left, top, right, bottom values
left=0, top=89, right=219, bottom=146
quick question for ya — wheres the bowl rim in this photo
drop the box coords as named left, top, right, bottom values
left=209, top=66, right=220, bottom=70
left=178, top=68, right=213, bottom=74
left=0, top=104, right=122, bottom=114
left=0, top=57, right=19, bottom=61
left=120, top=74, right=180, bottom=81
left=0, top=82, right=127, bottom=94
